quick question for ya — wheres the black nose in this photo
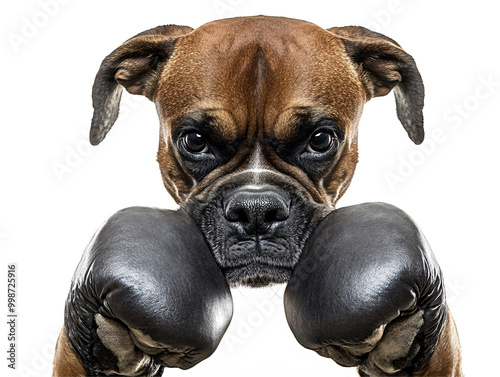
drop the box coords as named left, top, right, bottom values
left=224, top=189, right=290, bottom=235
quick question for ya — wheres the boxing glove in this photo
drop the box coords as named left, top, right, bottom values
left=284, top=202, right=447, bottom=376
left=63, top=207, right=233, bottom=376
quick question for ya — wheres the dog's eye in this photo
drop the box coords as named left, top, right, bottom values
left=306, top=131, right=336, bottom=153
left=182, top=132, right=209, bottom=153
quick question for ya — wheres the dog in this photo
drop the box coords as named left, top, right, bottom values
left=53, top=16, right=462, bottom=376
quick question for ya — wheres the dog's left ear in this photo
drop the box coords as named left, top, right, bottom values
left=90, top=25, right=193, bottom=145
left=328, top=26, right=424, bottom=144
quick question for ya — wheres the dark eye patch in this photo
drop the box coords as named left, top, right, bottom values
left=173, top=113, right=242, bottom=180
left=271, top=110, right=344, bottom=181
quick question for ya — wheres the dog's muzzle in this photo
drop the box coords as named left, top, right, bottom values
left=183, top=172, right=330, bottom=287
left=221, top=187, right=294, bottom=277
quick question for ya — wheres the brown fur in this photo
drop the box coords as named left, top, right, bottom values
left=413, top=310, right=463, bottom=377
left=52, top=328, right=87, bottom=377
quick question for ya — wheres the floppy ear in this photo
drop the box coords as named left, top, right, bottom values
left=328, top=26, right=424, bottom=144
left=90, top=25, right=193, bottom=145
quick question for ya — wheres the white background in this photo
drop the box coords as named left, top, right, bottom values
left=1, top=0, right=499, bottom=376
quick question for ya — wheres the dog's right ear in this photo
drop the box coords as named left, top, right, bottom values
left=90, top=25, right=193, bottom=146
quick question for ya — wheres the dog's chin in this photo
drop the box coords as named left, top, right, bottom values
left=223, top=264, right=292, bottom=287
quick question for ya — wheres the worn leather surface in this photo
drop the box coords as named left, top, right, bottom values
left=284, top=202, right=446, bottom=375
left=64, top=207, right=233, bottom=376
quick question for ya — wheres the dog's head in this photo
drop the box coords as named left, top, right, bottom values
left=90, top=16, right=424, bottom=287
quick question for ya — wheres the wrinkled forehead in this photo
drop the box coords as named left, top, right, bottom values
left=154, top=16, right=365, bottom=139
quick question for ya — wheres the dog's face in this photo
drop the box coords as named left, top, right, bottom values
left=90, top=16, right=424, bottom=287
left=156, top=18, right=365, bottom=286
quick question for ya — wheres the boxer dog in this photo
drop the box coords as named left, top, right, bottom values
left=53, top=16, right=462, bottom=376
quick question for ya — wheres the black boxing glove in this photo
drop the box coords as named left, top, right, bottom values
left=64, top=207, right=233, bottom=376
left=284, top=203, right=447, bottom=376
